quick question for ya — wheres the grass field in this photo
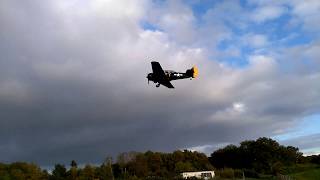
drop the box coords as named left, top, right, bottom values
left=290, top=167, right=320, bottom=180
left=212, top=164, right=320, bottom=180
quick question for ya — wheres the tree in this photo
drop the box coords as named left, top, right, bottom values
left=174, top=162, right=195, bottom=173
left=70, top=160, right=77, bottom=168
left=210, top=144, right=240, bottom=169
left=147, top=152, right=162, bottom=176
left=8, top=162, right=44, bottom=180
left=209, top=137, right=303, bottom=174
left=79, top=164, right=95, bottom=180
left=116, top=151, right=137, bottom=178
left=68, top=160, right=78, bottom=180
left=51, top=164, right=67, bottom=180
left=97, top=156, right=114, bottom=180
left=129, top=153, right=148, bottom=177
left=309, top=154, right=320, bottom=164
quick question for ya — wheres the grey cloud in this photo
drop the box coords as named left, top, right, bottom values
left=0, top=0, right=320, bottom=167
left=281, top=133, right=320, bottom=152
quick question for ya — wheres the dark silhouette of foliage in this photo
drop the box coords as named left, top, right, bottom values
left=209, top=137, right=303, bottom=174
left=0, top=162, right=46, bottom=180
left=70, top=160, right=77, bottom=168
left=78, top=164, right=95, bottom=180
left=51, top=164, right=67, bottom=180
left=0, top=137, right=316, bottom=179
left=308, top=154, right=320, bottom=164
left=123, top=150, right=213, bottom=178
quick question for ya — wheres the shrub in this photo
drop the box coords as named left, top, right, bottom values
left=243, top=169, right=259, bottom=178
left=219, top=168, right=234, bottom=178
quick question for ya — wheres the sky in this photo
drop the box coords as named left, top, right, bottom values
left=0, top=0, right=320, bottom=167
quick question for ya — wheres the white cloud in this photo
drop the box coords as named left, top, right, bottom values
left=146, top=1, right=197, bottom=45
left=288, top=0, right=320, bottom=32
left=242, top=33, right=269, bottom=48
left=248, top=55, right=275, bottom=66
left=245, top=55, right=277, bottom=79
left=186, top=143, right=231, bottom=155
left=251, top=5, right=287, bottom=23
left=290, top=0, right=320, bottom=16
left=233, top=102, right=246, bottom=113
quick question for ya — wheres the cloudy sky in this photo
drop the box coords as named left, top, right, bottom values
left=1, top=0, right=320, bottom=166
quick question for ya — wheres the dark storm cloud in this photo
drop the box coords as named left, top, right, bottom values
left=0, top=0, right=320, bottom=166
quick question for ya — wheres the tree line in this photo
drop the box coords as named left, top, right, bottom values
left=210, top=137, right=304, bottom=177
left=1, top=137, right=319, bottom=180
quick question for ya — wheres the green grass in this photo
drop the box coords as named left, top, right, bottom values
left=290, top=168, right=320, bottom=180
left=212, top=164, right=320, bottom=180
left=213, top=176, right=277, bottom=180
left=283, top=164, right=320, bottom=174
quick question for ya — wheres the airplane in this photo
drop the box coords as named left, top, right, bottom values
left=147, top=61, right=198, bottom=88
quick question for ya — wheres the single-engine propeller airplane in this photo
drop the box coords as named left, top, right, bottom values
left=147, top=61, right=198, bottom=88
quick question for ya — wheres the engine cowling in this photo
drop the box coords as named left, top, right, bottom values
left=186, top=66, right=198, bottom=78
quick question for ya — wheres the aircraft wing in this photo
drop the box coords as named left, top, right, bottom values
left=160, top=80, right=174, bottom=88
left=151, top=61, right=174, bottom=88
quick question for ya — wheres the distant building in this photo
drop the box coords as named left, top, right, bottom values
left=181, top=171, right=215, bottom=179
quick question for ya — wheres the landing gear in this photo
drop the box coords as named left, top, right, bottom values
left=156, top=84, right=160, bottom=87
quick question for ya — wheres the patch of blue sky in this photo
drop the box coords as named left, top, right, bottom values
left=186, top=0, right=217, bottom=18
left=273, top=114, right=320, bottom=141
left=239, top=0, right=249, bottom=7
left=220, top=56, right=249, bottom=68
left=284, top=33, right=313, bottom=47
left=271, top=16, right=312, bottom=46
left=217, top=39, right=229, bottom=50
left=145, top=0, right=313, bottom=68
left=140, top=21, right=159, bottom=31
left=152, top=0, right=312, bottom=46
left=246, top=14, right=312, bottom=47
left=217, top=37, right=259, bottom=68
left=215, top=9, right=312, bottom=67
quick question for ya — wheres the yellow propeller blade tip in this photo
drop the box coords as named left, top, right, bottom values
left=192, top=66, right=198, bottom=78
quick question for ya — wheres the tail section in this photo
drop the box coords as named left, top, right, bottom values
left=186, top=66, right=198, bottom=78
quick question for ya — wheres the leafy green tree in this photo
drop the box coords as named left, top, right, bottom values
left=116, top=151, right=138, bottom=178
left=68, top=160, right=78, bottom=180
left=0, top=163, right=10, bottom=180
left=97, top=157, right=114, bottom=180
left=147, top=152, right=162, bottom=176
left=129, top=153, right=148, bottom=177
left=79, top=164, right=95, bottom=180
left=309, top=154, right=320, bottom=164
left=172, top=150, right=184, bottom=163
left=174, top=162, right=195, bottom=173
left=7, top=162, right=44, bottom=180
left=51, top=164, right=67, bottom=180
left=210, top=144, right=241, bottom=168
left=209, top=137, right=302, bottom=174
